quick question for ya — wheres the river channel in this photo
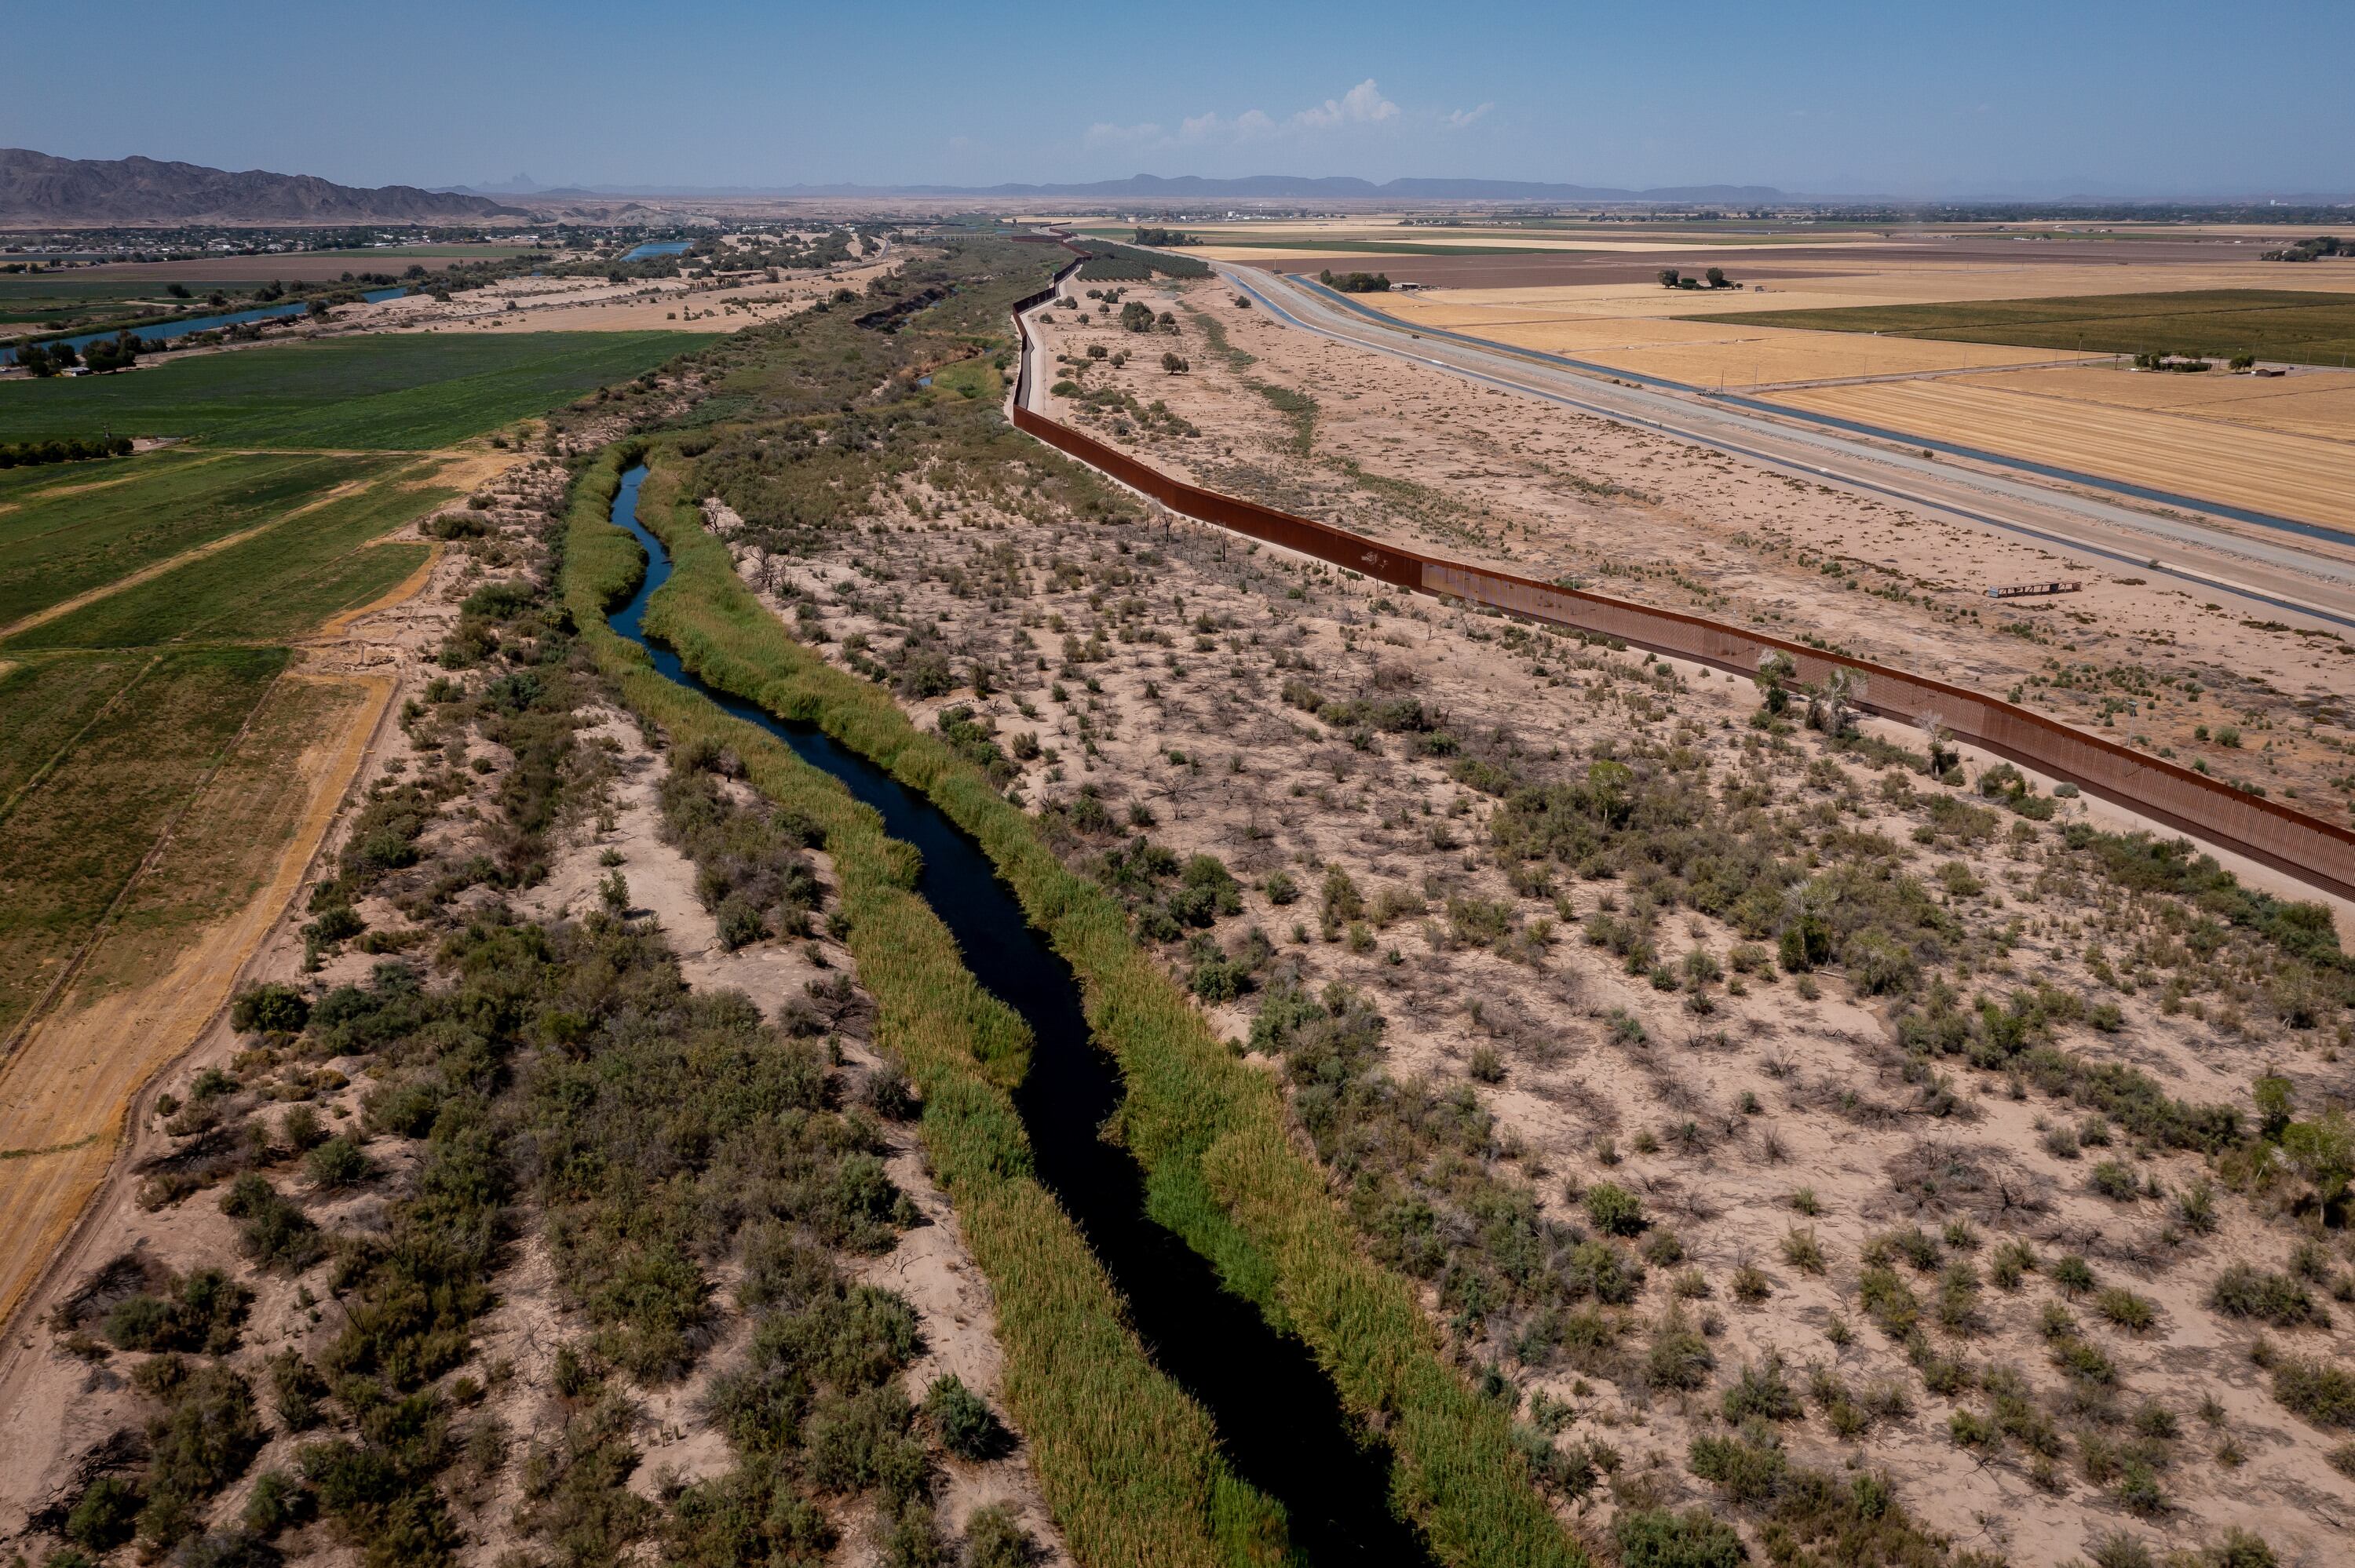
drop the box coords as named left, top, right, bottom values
left=603, top=464, right=1435, bottom=1566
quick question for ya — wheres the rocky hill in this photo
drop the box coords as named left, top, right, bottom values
left=0, top=149, right=521, bottom=223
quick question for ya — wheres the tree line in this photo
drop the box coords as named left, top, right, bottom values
left=0, top=433, right=134, bottom=468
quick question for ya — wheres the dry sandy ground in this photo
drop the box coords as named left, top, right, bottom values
left=721, top=445, right=2355, bottom=1565
left=1032, top=280, right=2355, bottom=829
left=317, top=253, right=903, bottom=338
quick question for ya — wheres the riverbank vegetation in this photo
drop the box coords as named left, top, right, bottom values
left=567, top=443, right=1293, bottom=1568
left=564, top=229, right=1585, bottom=1566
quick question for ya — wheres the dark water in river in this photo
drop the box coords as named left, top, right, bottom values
left=604, top=464, right=1433, bottom=1565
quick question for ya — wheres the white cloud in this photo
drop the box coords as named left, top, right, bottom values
left=1291, top=79, right=1399, bottom=131
left=1442, top=102, right=1493, bottom=130
left=1084, top=120, right=1167, bottom=151
left=1083, top=79, right=1421, bottom=154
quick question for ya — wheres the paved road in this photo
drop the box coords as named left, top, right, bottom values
left=1219, top=265, right=2355, bottom=632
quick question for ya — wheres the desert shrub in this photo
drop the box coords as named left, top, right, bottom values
left=2203, top=1530, right=2278, bottom=1568
left=2089, top=1158, right=2141, bottom=1202
left=1689, top=1431, right=1788, bottom=1505
left=230, top=983, right=311, bottom=1035
left=65, top=1475, right=143, bottom=1551
left=268, top=1352, right=330, bottom=1431
left=103, top=1267, right=251, bottom=1354
left=136, top=1361, right=266, bottom=1551
left=2269, top=1352, right=2355, bottom=1428
left=1583, top=1181, right=1646, bottom=1236
left=1565, top=1240, right=1645, bottom=1305
left=305, top=1134, right=373, bottom=1191
left=1722, top=1353, right=1802, bottom=1422
left=805, top=1384, right=932, bottom=1506
left=1857, top=1267, right=1921, bottom=1338
left=220, top=1172, right=324, bottom=1272
left=2098, top=1288, right=2157, bottom=1333
left=242, top=1468, right=316, bottom=1536
left=1646, top=1312, right=1715, bottom=1390
left=921, top=1373, right=1010, bottom=1460
left=659, top=763, right=824, bottom=942
left=2086, top=1533, right=2156, bottom=1568
left=962, top=1504, right=1040, bottom=1568
left=2210, top=1264, right=2324, bottom=1327
left=1612, top=1507, right=1747, bottom=1568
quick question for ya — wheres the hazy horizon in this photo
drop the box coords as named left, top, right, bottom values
left=5, top=0, right=2351, bottom=201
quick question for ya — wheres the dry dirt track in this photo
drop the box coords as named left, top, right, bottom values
left=0, top=668, right=391, bottom=1333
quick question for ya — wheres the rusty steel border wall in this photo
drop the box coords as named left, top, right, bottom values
left=1006, top=242, right=2355, bottom=900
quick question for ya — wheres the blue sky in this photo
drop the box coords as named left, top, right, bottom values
left=7, top=0, right=2350, bottom=197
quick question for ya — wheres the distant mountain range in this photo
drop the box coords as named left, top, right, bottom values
left=1, top=150, right=521, bottom=223
left=437, top=173, right=1799, bottom=203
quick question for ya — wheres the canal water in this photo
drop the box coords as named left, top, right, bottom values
left=619, top=239, right=693, bottom=261
left=3, top=286, right=410, bottom=364
left=603, top=465, right=1433, bottom=1566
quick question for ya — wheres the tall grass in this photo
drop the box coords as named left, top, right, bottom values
left=600, top=447, right=1583, bottom=1568
left=563, top=446, right=1288, bottom=1568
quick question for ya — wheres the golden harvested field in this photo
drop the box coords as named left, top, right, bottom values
left=1370, top=293, right=2089, bottom=385
left=1380, top=260, right=2355, bottom=324
left=1941, top=364, right=2355, bottom=442
left=1770, top=376, right=2355, bottom=529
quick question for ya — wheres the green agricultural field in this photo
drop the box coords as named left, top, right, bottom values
left=0, top=322, right=694, bottom=1054
left=0, top=330, right=701, bottom=448
left=0, top=451, right=392, bottom=629
left=0, top=278, right=192, bottom=330
left=6, top=464, right=440, bottom=651
left=0, top=653, right=152, bottom=810
left=0, top=647, right=287, bottom=1039
left=1697, top=289, right=2355, bottom=366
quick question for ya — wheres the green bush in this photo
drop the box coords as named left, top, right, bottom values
left=1612, top=1507, right=1747, bottom=1568
left=961, top=1503, right=1041, bottom=1568
left=220, top=1172, right=324, bottom=1272
left=922, top=1373, right=1011, bottom=1460
left=2210, top=1264, right=2324, bottom=1327
left=136, top=1361, right=266, bottom=1552
left=1583, top=1181, right=1645, bottom=1236
left=64, top=1476, right=142, bottom=1551
left=102, top=1268, right=251, bottom=1354
left=2271, top=1352, right=2355, bottom=1428
left=305, top=1134, right=373, bottom=1191
left=1646, top=1314, right=1715, bottom=1389
left=2088, top=1158, right=2140, bottom=1200
left=230, top=982, right=311, bottom=1035
left=1689, top=1431, right=1788, bottom=1506
left=242, top=1469, right=316, bottom=1536
left=1722, top=1354, right=1802, bottom=1423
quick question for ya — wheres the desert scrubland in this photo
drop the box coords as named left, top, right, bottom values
left=4, top=224, right=2352, bottom=1568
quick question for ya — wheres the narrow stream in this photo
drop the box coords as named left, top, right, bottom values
left=604, top=465, right=1434, bottom=1566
